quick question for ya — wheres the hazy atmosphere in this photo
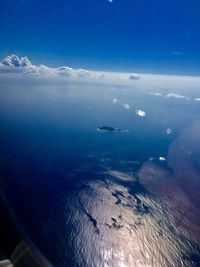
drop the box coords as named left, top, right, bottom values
left=0, top=1, right=200, bottom=267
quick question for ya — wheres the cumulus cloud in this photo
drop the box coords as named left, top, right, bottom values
left=159, top=157, right=166, bottom=161
left=57, top=66, right=73, bottom=77
left=21, top=56, right=32, bottom=67
left=123, top=104, right=130, bottom=110
left=148, top=156, right=166, bottom=162
left=165, top=93, right=190, bottom=101
left=135, top=109, right=146, bottom=117
left=1, top=54, right=200, bottom=91
left=23, top=64, right=53, bottom=77
left=129, top=73, right=140, bottom=80
left=0, top=54, right=92, bottom=80
left=1, top=54, right=32, bottom=67
left=57, top=66, right=73, bottom=72
left=57, top=66, right=91, bottom=79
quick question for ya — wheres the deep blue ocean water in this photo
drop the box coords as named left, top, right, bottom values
left=0, top=82, right=200, bottom=266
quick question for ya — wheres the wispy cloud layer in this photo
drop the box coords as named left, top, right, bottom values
left=164, top=93, right=191, bottom=101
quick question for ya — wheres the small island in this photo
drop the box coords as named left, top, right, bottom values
left=97, top=126, right=128, bottom=132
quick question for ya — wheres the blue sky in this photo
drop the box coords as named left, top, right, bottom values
left=0, top=0, right=200, bottom=74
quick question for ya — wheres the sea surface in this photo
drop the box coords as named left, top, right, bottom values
left=0, top=82, right=200, bottom=266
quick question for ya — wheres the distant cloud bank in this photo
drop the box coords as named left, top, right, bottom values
left=0, top=54, right=142, bottom=84
left=0, top=54, right=200, bottom=101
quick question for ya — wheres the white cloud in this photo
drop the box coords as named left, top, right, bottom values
left=149, top=156, right=166, bottom=162
left=123, top=104, right=130, bottom=110
left=129, top=73, right=140, bottom=80
left=108, top=0, right=113, bottom=3
left=166, top=128, right=172, bottom=135
left=77, top=69, right=90, bottom=78
left=165, top=93, right=190, bottom=101
left=2, top=54, right=32, bottom=67
left=194, top=98, right=200, bottom=102
left=0, top=55, right=92, bottom=80
left=20, top=56, right=32, bottom=67
left=159, top=157, right=166, bottom=161
left=57, top=66, right=72, bottom=77
left=150, top=92, right=162, bottom=97
left=23, top=64, right=54, bottom=77
left=1, top=54, right=200, bottom=92
left=112, top=98, right=118, bottom=104
left=135, top=109, right=146, bottom=117
left=57, top=66, right=91, bottom=79
left=57, top=66, right=73, bottom=72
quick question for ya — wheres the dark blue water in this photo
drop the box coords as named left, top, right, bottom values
left=0, top=82, right=200, bottom=266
